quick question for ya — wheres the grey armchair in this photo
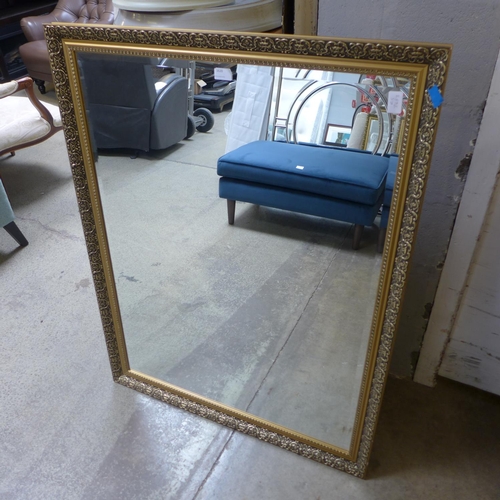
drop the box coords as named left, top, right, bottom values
left=19, top=0, right=114, bottom=94
left=77, top=53, right=189, bottom=153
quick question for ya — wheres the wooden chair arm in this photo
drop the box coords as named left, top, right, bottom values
left=15, top=77, right=56, bottom=128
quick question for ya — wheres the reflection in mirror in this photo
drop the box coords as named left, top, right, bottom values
left=76, top=52, right=408, bottom=450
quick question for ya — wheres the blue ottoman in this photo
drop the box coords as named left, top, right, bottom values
left=217, top=141, right=389, bottom=249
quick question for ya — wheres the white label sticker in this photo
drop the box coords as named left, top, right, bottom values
left=387, top=91, right=404, bottom=114
left=214, top=67, right=234, bottom=81
left=296, top=165, right=305, bottom=170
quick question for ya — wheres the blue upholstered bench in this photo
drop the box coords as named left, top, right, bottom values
left=217, top=141, right=389, bottom=249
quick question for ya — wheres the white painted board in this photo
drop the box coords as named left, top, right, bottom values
left=438, top=179, right=500, bottom=395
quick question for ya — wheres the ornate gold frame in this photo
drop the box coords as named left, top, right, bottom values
left=45, top=24, right=451, bottom=478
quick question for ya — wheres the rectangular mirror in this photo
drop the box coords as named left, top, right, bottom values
left=45, top=24, right=451, bottom=478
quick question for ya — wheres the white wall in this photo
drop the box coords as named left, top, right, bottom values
left=438, top=178, right=500, bottom=394
left=317, top=0, right=500, bottom=377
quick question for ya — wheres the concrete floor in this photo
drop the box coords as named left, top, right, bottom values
left=1, top=92, right=500, bottom=499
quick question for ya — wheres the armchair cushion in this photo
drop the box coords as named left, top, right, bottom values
left=18, top=40, right=51, bottom=77
left=0, top=77, right=62, bottom=156
left=0, top=96, right=62, bottom=153
left=20, top=13, right=57, bottom=42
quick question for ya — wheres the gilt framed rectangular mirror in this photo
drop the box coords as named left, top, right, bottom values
left=45, top=24, right=451, bottom=478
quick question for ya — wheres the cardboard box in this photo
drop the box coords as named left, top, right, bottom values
left=193, top=79, right=207, bottom=95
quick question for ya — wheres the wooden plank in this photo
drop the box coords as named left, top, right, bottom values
left=294, top=0, right=317, bottom=35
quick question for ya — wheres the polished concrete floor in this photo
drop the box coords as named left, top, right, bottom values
left=1, top=94, right=500, bottom=499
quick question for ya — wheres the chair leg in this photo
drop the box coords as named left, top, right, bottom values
left=4, top=221, right=29, bottom=247
left=352, top=224, right=363, bottom=250
left=34, top=79, right=46, bottom=94
left=377, top=227, right=387, bottom=253
left=227, top=200, right=235, bottom=225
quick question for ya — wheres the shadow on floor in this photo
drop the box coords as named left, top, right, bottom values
left=368, top=375, right=500, bottom=486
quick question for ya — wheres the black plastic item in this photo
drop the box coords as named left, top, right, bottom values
left=186, top=115, right=196, bottom=139
left=195, top=62, right=237, bottom=87
left=193, top=107, right=214, bottom=133
left=4, top=221, right=28, bottom=247
left=194, top=92, right=234, bottom=112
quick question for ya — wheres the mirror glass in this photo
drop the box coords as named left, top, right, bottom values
left=76, top=52, right=410, bottom=450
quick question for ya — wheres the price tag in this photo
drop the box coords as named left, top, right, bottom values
left=387, top=91, right=404, bottom=114
left=428, top=85, right=444, bottom=108
left=214, top=67, right=234, bottom=81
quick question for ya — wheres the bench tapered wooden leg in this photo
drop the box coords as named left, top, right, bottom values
left=4, top=221, right=29, bottom=247
left=227, top=200, right=235, bottom=225
left=352, top=224, right=363, bottom=250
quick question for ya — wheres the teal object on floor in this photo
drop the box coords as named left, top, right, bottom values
left=1, top=180, right=28, bottom=247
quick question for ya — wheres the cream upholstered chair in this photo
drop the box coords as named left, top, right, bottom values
left=0, top=76, right=62, bottom=158
left=0, top=76, right=62, bottom=246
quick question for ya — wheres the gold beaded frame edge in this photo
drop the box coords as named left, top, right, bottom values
left=45, top=24, right=451, bottom=478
